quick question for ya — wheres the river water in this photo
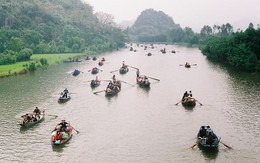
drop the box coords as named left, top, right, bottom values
left=0, top=44, right=259, bottom=163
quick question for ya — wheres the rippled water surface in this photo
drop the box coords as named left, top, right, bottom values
left=0, top=44, right=259, bottom=163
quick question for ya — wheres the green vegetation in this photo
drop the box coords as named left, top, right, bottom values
left=201, top=26, right=260, bottom=72
left=0, top=0, right=127, bottom=65
left=0, top=53, right=84, bottom=77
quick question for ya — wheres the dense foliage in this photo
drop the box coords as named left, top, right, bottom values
left=201, top=26, right=260, bottom=71
left=0, top=0, right=127, bottom=65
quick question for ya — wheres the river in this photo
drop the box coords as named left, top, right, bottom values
left=0, top=44, right=259, bottom=163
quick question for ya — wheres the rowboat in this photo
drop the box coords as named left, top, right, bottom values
left=119, top=66, right=129, bottom=74
left=101, top=57, right=105, bottom=62
left=98, top=61, right=104, bottom=66
left=136, top=76, right=150, bottom=88
left=182, top=97, right=196, bottom=107
left=105, top=81, right=121, bottom=96
left=92, top=56, right=97, bottom=61
left=90, top=80, right=101, bottom=87
left=20, top=111, right=45, bottom=128
left=91, top=67, right=99, bottom=74
left=51, top=126, right=73, bottom=145
left=58, top=94, right=71, bottom=103
left=197, top=126, right=219, bottom=149
left=72, top=69, right=80, bottom=76
left=85, top=56, right=91, bottom=60
left=185, top=63, right=191, bottom=68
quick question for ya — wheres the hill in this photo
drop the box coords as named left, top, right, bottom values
left=129, top=9, right=180, bottom=42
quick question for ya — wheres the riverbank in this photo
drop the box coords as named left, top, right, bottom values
left=0, top=53, right=86, bottom=78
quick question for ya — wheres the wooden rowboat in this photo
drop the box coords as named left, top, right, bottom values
left=51, top=126, right=73, bottom=145
left=98, top=61, right=104, bottom=66
left=136, top=76, right=150, bottom=88
left=90, top=80, right=101, bottom=87
left=91, top=67, right=99, bottom=74
left=58, top=94, right=71, bottom=103
left=105, top=81, right=121, bottom=96
left=197, top=127, right=219, bottom=149
left=20, top=111, right=45, bottom=128
left=119, top=66, right=129, bottom=74
left=182, top=97, right=196, bottom=107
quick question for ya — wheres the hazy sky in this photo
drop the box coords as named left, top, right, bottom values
left=83, top=0, right=260, bottom=32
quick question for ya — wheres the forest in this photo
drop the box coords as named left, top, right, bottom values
left=0, top=0, right=127, bottom=65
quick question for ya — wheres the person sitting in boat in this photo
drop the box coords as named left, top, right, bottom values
left=144, top=76, right=149, bottom=85
left=33, top=107, right=41, bottom=118
left=199, top=126, right=207, bottom=138
left=112, top=75, right=116, bottom=82
left=31, top=115, right=37, bottom=122
left=189, top=91, right=192, bottom=97
left=182, top=91, right=188, bottom=101
left=95, top=76, right=100, bottom=82
left=62, top=88, right=69, bottom=98
left=185, top=62, right=189, bottom=66
left=58, top=119, right=69, bottom=132
left=206, top=131, right=215, bottom=145
left=136, top=69, right=140, bottom=77
left=206, top=126, right=213, bottom=136
left=23, top=114, right=31, bottom=124
left=122, top=61, right=126, bottom=68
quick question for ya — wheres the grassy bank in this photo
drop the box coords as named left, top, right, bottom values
left=0, top=53, right=85, bottom=78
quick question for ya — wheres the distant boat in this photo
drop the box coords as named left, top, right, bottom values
left=119, top=66, right=129, bottom=74
left=91, top=67, right=99, bottom=74
left=58, top=94, right=71, bottom=103
left=90, top=80, right=101, bottom=88
left=72, top=69, right=80, bottom=76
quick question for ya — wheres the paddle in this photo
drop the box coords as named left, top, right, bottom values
left=93, top=90, right=105, bottom=94
left=220, top=140, right=233, bottom=149
left=43, top=114, right=58, bottom=118
left=195, top=99, right=203, bottom=106
left=146, top=76, right=160, bottom=81
left=70, top=125, right=79, bottom=134
left=189, top=140, right=199, bottom=149
left=128, top=65, right=139, bottom=70
left=175, top=100, right=182, bottom=105
left=110, top=69, right=119, bottom=73
left=119, top=80, right=135, bottom=86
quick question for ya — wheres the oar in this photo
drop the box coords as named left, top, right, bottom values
left=110, top=69, right=119, bottom=73
left=179, top=64, right=184, bottom=66
left=93, top=90, right=105, bottom=94
left=70, top=125, right=79, bottom=134
left=44, top=114, right=58, bottom=118
left=119, top=80, right=135, bottom=86
left=128, top=65, right=138, bottom=70
left=220, top=140, right=233, bottom=149
left=147, top=76, right=160, bottom=81
left=189, top=140, right=198, bottom=149
left=192, top=64, right=197, bottom=66
left=175, top=100, right=182, bottom=105
left=195, top=99, right=203, bottom=106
